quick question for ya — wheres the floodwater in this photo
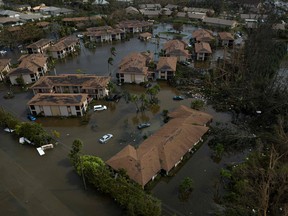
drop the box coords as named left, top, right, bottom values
left=0, top=23, right=244, bottom=216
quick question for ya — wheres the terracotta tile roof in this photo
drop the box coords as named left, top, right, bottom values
left=26, top=38, right=52, bottom=49
left=218, top=32, right=234, bottom=41
left=106, top=145, right=161, bottom=186
left=118, top=52, right=152, bottom=75
left=116, top=20, right=152, bottom=29
left=8, top=68, right=34, bottom=76
left=36, top=21, right=50, bottom=27
left=203, top=17, right=237, bottom=27
left=0, top=59, right=11, bottom=71
left=30, top=74, right=111, bottom=89
left=163, top=40, right=190, bottom=57
left=192, top=29, right=214, bottom=42
left=195, top=42, right=212, bottom=54
left=48, top=36, right=79, bottom=52
left=62, top=16, right=101, bottom=22
left=139, top=32, right=152, bottom=38
left=85, top=26, right=124, bottom=37
left=157, top=57, right=177, bottom=71
left=18, top=54, right=47, bottom=70
left=106, top=105, right=213, bottom=187
left=27, top=93, right=88, bottom=106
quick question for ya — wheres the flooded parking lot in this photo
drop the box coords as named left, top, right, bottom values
left=0, top=23, right=242, bottom=215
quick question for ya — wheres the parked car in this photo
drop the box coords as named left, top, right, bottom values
left=173, top=96, right=184, bottom=100
left=27, top=114, right=36, bottom=121
left=93, top=105, right=107, bottom=111
left=137, top=123, right=151, bottom=129
left=180, top=61, right=190, bottom=66
left=106, top=94, right=122, bottom=102
left=99, top=134, right=113, bottom=143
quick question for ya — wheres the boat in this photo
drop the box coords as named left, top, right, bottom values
left=36, top=147, right=45, bottom=156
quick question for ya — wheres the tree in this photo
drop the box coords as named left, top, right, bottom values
left=191, top=99, right=205, bottom=110
left=107, top=57, right=114, bottom=76
left=130, top=94, right=140, bottom=112
left=146, top=84, right=160, bottom=104
left=172, top=21, right=183, bottom=33
left=178, top=177, right=194, bottom=201
left=68, top=139, right=83, bottom=167
left=139, top=93, right=148, bottom=111
left=110, top=46, right=116, bottom=56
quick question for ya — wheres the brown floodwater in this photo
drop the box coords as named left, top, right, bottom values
left=0, top=23, right=243, bottom=216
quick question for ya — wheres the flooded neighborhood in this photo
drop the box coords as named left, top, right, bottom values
left=0, top=0, right=288, bottom=216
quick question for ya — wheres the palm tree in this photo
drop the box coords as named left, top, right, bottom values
left=130, top=94, right=140, bottom=112
left=146, top=84, right=160, bottom=104
left=110, top=47, right=116, bottom=56
left=139, top=93, right=148, bottom=111
left=107, top=57, right=114, bottom=76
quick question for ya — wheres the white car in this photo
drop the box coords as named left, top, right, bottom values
left=99, top=134, right=113, bottom=143
left=93, top=105, right=107, bottom=111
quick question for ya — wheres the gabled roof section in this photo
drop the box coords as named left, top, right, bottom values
left=0, top=58, right=11, bottom=71
left=107, top=105, right=213, bottom=187
left=195, top=42, right=212, bottom=54
left=48, top=36, right=79, bottom=52
left=218, top=32, right=234, bottom=41
left=192, top=29, right=214, bottom=42
left=30, top=74, right=111, bottom=89
left=118, top=52, right=152, bottom=75
left=157, top=57, right=177, bottom=71
left=26, top=38, right=52, bottom=49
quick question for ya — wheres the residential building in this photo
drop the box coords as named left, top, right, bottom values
left=195, top=42, right=212, bottom=61
left=106, top=105, right=213, bottom=187
left=30, top=74, right=111, bottom=99
left=202, top=17, right=237, bottom=29
left=62, top=16, right=101, bottom=26
left=0, top=59, right=11, bottom=81
left=218, top=32, right=234, bottom=47
left=92, top=0, right=109, bottom=5
left=85, top=26, right=125, bottom=43
left=183, top=7, right=214, bottom=15
left=0, top=17, right=22, bottom=27
left=48, top=36, right=79, bottom=59
left=27, top=93, right=89, bottom=117
left=156, top=57, right=177, bottom=80
left=138, top=32, right=152, bottom=41
left=117, top=52, right=153, bottom=84
left=39, top=7, right=73, bottom=16
left=192, top=29, right=214, bottom=43
left=26, top=38, right=53, bottom=54
left=8, top=54, right=48, bottom=85
left=163, top=40, right=190, bottom=62
left=125, top=6, right=140, bottom=15
left=116, top=20, right=152, bottom=34
left=139, top=4, right=161, bottom=11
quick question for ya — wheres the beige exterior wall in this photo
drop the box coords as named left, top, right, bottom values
left=123, top=73, right=146, bottom=84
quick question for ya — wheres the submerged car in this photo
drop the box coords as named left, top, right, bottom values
left=137, top=123, right=151, bottom=129
left=99, top=134, right=113, bottom=143
left=93, top=105, right=107, bottom=111
left=27, top=114, right=36, bottom=121
left=173, top=96, right=184, bottom=100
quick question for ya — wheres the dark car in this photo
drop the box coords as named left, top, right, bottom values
left=173, top=96, right=184, bottom=100
left=27, top=114, right=36, bottom=121
left=137, top=123, right=151, bottom=129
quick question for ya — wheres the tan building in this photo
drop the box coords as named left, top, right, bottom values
left=116, top=20, right=152, bottom=34
left=28, top=93, right=89, bottom=117
left=48, top=36, right=79, bottom=59
left=138, top=32, right=152, bottom=41
left=85, top=26, right=125, bottom=43
left=0, top=58, right=11, bottom=81
left=163, top=40, right=190, bottom=62
left=218, top=32, right=234, bottom=47
left=202, top=17, right=237, bottom=29
left=8, top=54, right=48, bottom=85
left=26, top=38, right=53, bottom=54
left=30, top=74, right=110, bottom=99
left=117, top=52, right=153, bottom=84
left=195, top=42, right=212, bottom=61
left=156, top=57, right=177, bottom=80
left=192, top=29, right=214, bottom=43
left=106, top=105, right=213, bottom=187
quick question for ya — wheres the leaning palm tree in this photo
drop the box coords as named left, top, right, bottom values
left=110, top=47, right=116, bottom=56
